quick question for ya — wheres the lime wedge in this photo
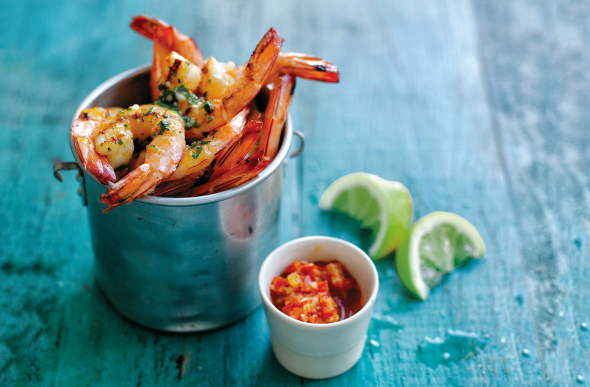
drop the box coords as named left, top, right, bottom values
left=395, top=211, right=485, bottom=301
left=319, top=173, right=414, bottom=260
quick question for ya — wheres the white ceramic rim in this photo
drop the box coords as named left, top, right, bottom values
left=258, top=236, right=379, bottom=330
left=69, top=63, right=294, bottom=206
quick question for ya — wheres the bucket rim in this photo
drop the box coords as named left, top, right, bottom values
left=70, top=64, right=293, bottom=207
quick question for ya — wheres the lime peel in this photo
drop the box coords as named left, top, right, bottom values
left=319, top=173, right=414, bottom=260
left=395, top=211, right=485, bottom=301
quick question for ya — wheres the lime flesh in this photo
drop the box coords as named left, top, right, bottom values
left=395, top=211, right=485, bottom=301
left=319, top=173, right=414, bottom=260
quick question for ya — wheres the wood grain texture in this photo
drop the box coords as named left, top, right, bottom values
left=1, top=0, right=589, bottom=385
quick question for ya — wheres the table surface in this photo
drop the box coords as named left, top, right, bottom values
left=2, top=0, right=590, bottom=385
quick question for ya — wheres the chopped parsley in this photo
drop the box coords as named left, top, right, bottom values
left=189, top=140, right=210, bottom=159
left=159, top=88, right=177, bottom=104
left=181, top=115, right=192, bottom=130
left=154, top=81, right=219, bottom=132
left=176, top=85, right=189, bottom=93
left=202, top=100, right=212, bottom=114
left=172, top=85, right=201, bottom=105
left=156, top=120, right=170, bottom=135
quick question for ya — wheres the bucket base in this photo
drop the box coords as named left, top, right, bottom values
left=99, top=279, right=262, bottom=332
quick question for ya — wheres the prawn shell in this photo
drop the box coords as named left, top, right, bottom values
left=70, top=64, right=297, bottom=200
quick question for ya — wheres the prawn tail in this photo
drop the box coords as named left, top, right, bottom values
left=259, top=74, right=295, bottom=160
left=268, top=53, right=340, bottom=85
left=150, top=24, right=169, bottom=102
left=100, top=165, right=159, bottom=212
left=221, top=28, right=283, bottom=117
left=77, top=141, right=116, bottom=184
left=86, top=156, right=117, bottom=185
left=131, top=15, right=205, bottom=79
left=71, top=119, right=116, bottom=184
left=285, top=64, right=339, bottom=83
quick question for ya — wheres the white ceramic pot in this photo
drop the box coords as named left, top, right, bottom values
left=258, top=236, right=379, bottom=379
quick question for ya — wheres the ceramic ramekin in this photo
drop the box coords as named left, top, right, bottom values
left=258, top=236, right=379, bottom=379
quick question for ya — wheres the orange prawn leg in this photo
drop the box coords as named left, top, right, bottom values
left=210, top=114, right=263, bottom=180
left=210, top=151, right=271, bottom=193
left=187, top=151, right=270, bottom=197
left=151, top=176, right=198, bottom=197
left=259, top=74, right=296, bottom=159
left=265, top=52, right=339, bottom=85
left=182, top=28, right=283, bottom=141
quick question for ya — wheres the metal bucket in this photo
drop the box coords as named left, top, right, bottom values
left=55, top=64, right=304, bottom=332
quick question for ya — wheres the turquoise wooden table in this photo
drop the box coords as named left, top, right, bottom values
left=2, top=0, right=589, bottom=385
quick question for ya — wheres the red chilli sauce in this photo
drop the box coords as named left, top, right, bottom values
left=270, top=260, right=363, bottom=324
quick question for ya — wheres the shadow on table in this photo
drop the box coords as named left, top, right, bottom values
left=39, top=279, right=308, bottom=386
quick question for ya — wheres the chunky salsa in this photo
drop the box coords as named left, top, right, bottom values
left=270, top=260, right=363, bottom=324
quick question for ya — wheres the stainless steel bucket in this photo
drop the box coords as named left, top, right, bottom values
left=57, top=64, right=303, bottom=332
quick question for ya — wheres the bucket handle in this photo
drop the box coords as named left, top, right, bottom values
left=290, top=130, right=305, bottom=158
left=53, top=161, right=88, bottom=206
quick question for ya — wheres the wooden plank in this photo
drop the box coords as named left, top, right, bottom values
left=471, top=1, right=590, bottom=384
left=303, top=0, right=513, bottom=384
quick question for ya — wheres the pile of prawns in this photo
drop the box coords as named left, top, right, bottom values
left=71, top=16, right=339, bottom=212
